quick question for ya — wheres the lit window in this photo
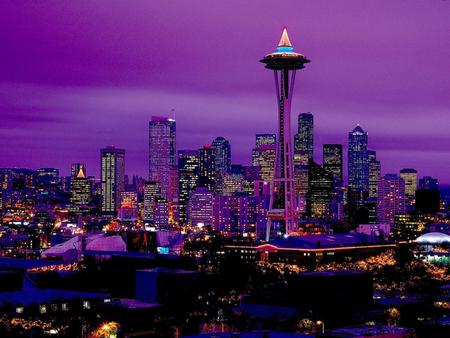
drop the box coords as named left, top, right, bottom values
left=39, top=304, right=47, bottom=314
left=82, top=300, right=90, bottom=309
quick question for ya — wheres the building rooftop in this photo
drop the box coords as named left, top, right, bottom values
left=0, top=289, right=108, bottom=307
left=267, top=233, right=373, bottom=249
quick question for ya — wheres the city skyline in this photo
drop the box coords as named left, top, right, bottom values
left=1, top=1, right=450, bottom=184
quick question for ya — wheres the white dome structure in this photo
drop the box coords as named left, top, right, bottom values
left=415, top=232, right=450, bottom=244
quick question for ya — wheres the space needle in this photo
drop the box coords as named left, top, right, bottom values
left=260, top=28, right=310, bottom=240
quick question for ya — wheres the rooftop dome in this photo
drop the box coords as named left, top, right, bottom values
left=415, top=232, right=450, bottom=244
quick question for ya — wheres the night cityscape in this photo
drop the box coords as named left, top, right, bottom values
left=1, top=2, right=450, bottom=337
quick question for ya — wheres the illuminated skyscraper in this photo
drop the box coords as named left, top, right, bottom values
left=198, top=144, right=215, bottom=192
left=307, top=161, right=334, bottom=218
left=211, top=137, right=231, bottom=194
left=252, top=144, right=276, bottom=182
left=400, top=168, right=417, bottom=207
left=256, top=134, right=276, bottom=147
left=368, top=150, right=381, bottom=199
left=70, top=166, right=91, bottom=210
left=348, top=125, right=369, bottom=194
left=261, top=28, right=310, bottom=239
left=148, top=116, right=176, bottom=198
left=294, top=113, right=314, bottom=161
left=178, top=150, right=199, bottom=225
left=143, top=181, right=161, bottom=223
left=323, top=144, right=343, bottom=181
left=188, top=187, right=214, bottom=227
left=100, top=146, right=125, bottom=216
left=377, top=174, right=405, bottom=225
left=294, top=113, right=313, bottom=203
left=223, top=173, right=244, bottom=196
left=71, top=163, right=86, bottom=179
left=118, top=191, right=138, bottom=220
left=252, top=134, right=276, bottom=181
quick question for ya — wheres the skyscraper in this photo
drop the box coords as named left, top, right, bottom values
left=377, top=174, right=405, bottom=225
left=399, top=168, right=417, bottom=207
left=418, top=176, right=438, bottom=190
left=261, top=28, right=310, bottom=239
left=70, top=165, right=91, bottom=210
left=307, top=161, right=334, bottom=218
left=223, top=173, right=244, bottom=196
left=71, top=163, right=86, bottom=179
left=252, top=144, right=276, bottom=182
left=100, top=146, right=125, bottom=216
left=188, top=187, right=214, bottom=228
left=367, top=150, right=381, bottom=223
left=348, top=125, right=369, bottom=194
left=178, top=150, right=199, bottom=225
left=211, top=137, right=231, bottom=194
left=143, top=181, right=161, bottom=223
left=198, top=144, right=215, bottom=192
left=35, top=168, right=60, bottom=190
left=148, top=116, right=176, bottom=199
left=368, top=150, right=381, bottom=199
left=323, top=144, right=343, bottom=181
left=255, top=134, right=276, bottom=148
left=416, top=176, right=440, bottom=214
left=294, top=113, right=314, bottom=161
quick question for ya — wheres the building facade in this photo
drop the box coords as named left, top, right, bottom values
left=100, top=146, right=125, bottom=216
left=148, top=116, right=176, bottom=199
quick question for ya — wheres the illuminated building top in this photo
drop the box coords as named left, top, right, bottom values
left=261, top=27, right=310, bottom=70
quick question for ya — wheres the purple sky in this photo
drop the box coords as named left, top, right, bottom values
left=1, top=1, right=449, bottom=183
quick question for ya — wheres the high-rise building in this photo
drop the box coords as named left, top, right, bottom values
left=252, top=144, right=276, bottom=182
left=368, top=150, right=381, bottom=199
left=71, top=163, right=86, bottom=179
left=367, top=150, right=381, bottom=224
left=348, top=125, right=369, bottom=194
left=255, top=134, right=276, bottom=148
left=416, top=176, right=440, bottom=215
left=400, top=168, right=417, bottom=207
left=178, top=150, right=199, bottom=225
left=294, top=113, right=314, bottom=161
left=213, top=195, right=264, bottom=234
left=261, top=28, right=309, bottom=239
left=223, top=173, right=244, bottom=196
left=154, top=197, right=169, bottom=228
left=70, top=166, right=91, bottom=209
left=100, top=146, right=125, bottom=216
left=377, top=174, right=405, bottom=225
left=211, top=137, right=231, bottom=194
left=418, top=176, right=438, bottom=190
left=307, top=161, right=334, bottom=218
left=118, top=191, right=138, bottom=220
left=323, top=144, right=343, bottom=181
left=143, top=181, right=161, bottom=223
left=198, top=145, right=215, bottom=192
left=148, top=116, right=176, bottom=198
left=188, top=187, right=214, bottom=228
left=35, top=168, right=60, bottom=190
